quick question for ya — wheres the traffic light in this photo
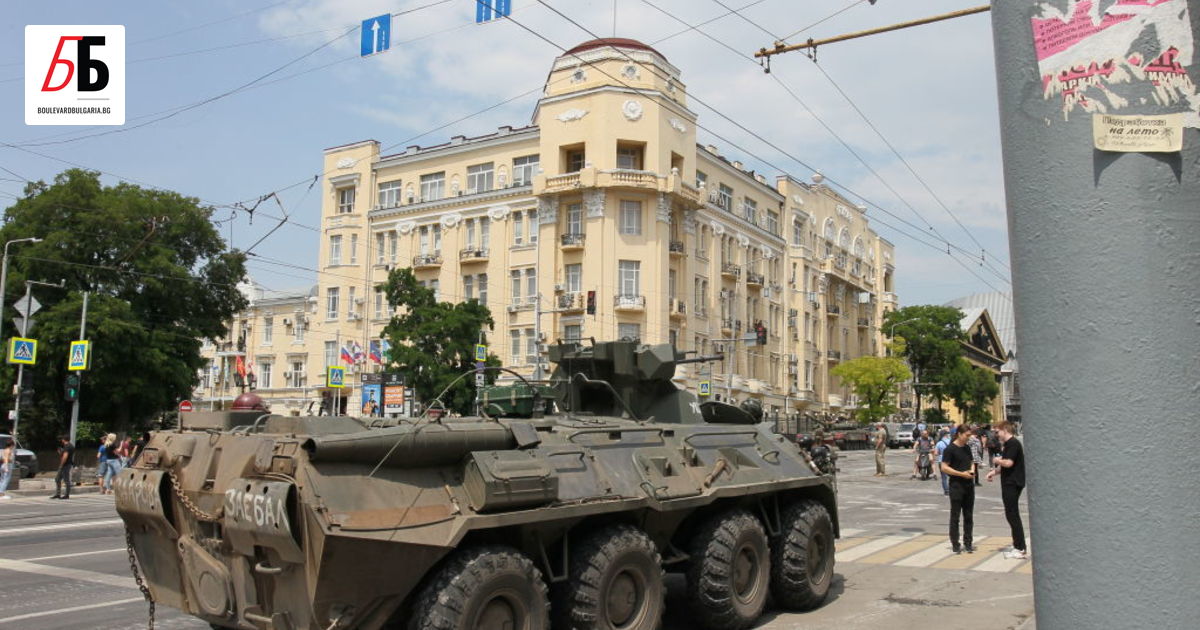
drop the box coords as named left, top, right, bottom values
left=64, top=374, right=81, bottom=402
left=756, top=323, right=767, bottom=346
left=586, top=290, right=596, bottom=315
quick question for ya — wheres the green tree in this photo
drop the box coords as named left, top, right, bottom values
left=0, top=169, right=247, bottom=446
left=381, top=268, right=500, bottom=415
left=830, top=356, right=912, bottom=425
left=883, top=305, right=966, bottom=419
left=944, top=358, right=1000, bottom=426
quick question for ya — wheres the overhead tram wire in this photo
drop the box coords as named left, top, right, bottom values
left=523, top=1, right=1009, bottom=290
left=680, top=0, right=1009, bottom=277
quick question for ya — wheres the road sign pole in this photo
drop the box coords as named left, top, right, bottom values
left=10, top=282, right=31, bottom=439
left=69, top=292, right=88, bottom=445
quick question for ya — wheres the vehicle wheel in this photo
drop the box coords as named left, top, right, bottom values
left=686, top=509, right=770, bottom=630
left=408, top=546, right=549, bottom=630
left=769, top=501, right=834, bottom=611
left=554, top=524, right=664, bottom=630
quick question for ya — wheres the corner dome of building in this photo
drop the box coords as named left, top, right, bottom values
left=563, top=38, right=666, bottom=61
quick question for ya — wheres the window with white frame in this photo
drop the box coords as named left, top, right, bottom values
left=566, top=203, right=583, bottom=235
left=565, top=264, right=581, bottom=293
left=618, top=323, right=641, bottom=341
left=525, top=268, right=537, bottom=301
left=329, top=235, right=343, bottom=265
left=337, top=187, right=355, bottom=214
left=512, top=155, right=539, bottom=186
left=377, top=180, right=401, bottom=208
left=349, top=234, right=358, bottom=264
left=326, top=288, right=340, bottom=319
left=466, top=162, right=494, bottom=193
left=618, top=260, right=640, bottom=296
left=419, top=172, right=445, bottom=200
left=258, top=362, right=272, bottom=389
left=510, top=329, right=521, bottom=364
left=619, top=200, right=642, bottom=235
left=263, top=317, right=273, bottom=344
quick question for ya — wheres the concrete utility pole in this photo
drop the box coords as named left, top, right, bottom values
left=990, top=4, right=1199, bottom=628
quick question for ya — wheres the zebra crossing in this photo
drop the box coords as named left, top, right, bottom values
left=836, top=528, right=1031, bottom=574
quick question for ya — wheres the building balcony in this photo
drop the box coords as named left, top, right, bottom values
left=857, top=317, right=872, bottom=328
left=557, top=292, right=584, bottom=312
left=614, top=294, right=646, bottom=311
left=746, top=272, right=764, bottom=288
left=459, top=248, right=489, bottom=263
left=669, top=299, right=687, bottom=319
left=413, top=253, right=442, bottom=270
left=669, top=240, right=686, bottom=256
left=826, top=304, right=841, bottom=316
left=560, top=233, right=586, bottom=250
left=721, top=263, right=741, bottom=280
left=826, top=350, right=842, bottom=361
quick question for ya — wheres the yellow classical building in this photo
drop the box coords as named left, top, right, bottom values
left=197, top=38, right=899, bottom=421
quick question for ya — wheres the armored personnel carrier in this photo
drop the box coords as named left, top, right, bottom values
left=115, top=341, right=838, bottom=630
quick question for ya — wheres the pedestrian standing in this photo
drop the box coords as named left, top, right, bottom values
left=0, top=436, right=14, bottom=500
left=967, top=428, right=984, bottom=486
left=987, top=421, right=1028, bottom=559
left=873, top=423, right=888, bottom=476
left=935, top=429, right=953, bottom=495
left=941, top=424, right=977, bottom=553
left=52, top=435, right=75, bottom=499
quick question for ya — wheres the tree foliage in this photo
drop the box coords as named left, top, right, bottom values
left=0, top=169, right=247, bottom=446
left=830, top=356, right=912, bottom=425
left=381, top=268, right=500, bottom=415
left=944, top=358, right=1000, bottom=425
left=883, top=305, right=966, bottom=404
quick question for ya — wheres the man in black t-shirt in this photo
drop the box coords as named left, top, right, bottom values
left=52, top=435, right=75, bottom=499
left=941, top=424, right=977, bottom=553
left=988, top=421, right=1027, bottom=559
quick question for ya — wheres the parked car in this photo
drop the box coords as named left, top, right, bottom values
left=0, top=434, right=38, bottom=478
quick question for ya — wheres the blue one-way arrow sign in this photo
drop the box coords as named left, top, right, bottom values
left=360, top=14, right=392, bottom=57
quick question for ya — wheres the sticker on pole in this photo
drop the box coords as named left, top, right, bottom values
left=8, top=338, right=37, bottom=365
left=327, top=366, right=346, bottom=388
left=68, top=340, right=90, bottom=371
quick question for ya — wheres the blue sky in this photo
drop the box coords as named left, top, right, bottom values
left=2, top=0, right=1013, bottom=306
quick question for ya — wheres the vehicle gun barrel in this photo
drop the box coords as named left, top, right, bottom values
left=303, top=422, right=515, bottom=467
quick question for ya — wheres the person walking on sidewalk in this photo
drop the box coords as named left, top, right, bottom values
left=873, top=423, right=888, bottom=476
left=52, top=435, right=75, bottom=499
left=941, top=425, right=978, bottom=553
left=988, top=421, right=1028, bottom=559
left=0, top=436, right=14, bottom=500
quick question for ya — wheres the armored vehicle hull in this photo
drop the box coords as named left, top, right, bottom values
left=116, top=342, right=838, bottom=630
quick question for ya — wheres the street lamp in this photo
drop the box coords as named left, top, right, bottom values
left=0, top=237, right=43, bottom=344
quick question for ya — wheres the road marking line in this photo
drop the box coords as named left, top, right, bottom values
left=932, top=537, right=1003, bottom=569
left=1, top=597, right=144, bottom=622
left=895, top=535, right=987, bottom=567
left=856, top=534, right=945, bottom=564
left=17, top=548, right=126, bottom=563
left=0, top=557, right=136, bottom=589
left=0, top=518, right=123, bottom=536
left=837, top=534, right=919, bottom=562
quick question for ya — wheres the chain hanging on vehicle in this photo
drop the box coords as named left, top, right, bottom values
left=125, top=527, right=156, bottom=630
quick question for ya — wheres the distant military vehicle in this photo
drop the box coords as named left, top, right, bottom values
left=115, top=340, right=838, bottom=630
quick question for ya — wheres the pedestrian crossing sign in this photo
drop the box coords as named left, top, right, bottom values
left=699, top=381, right=711, bottom=396
left=327, top=366, right=346, bottom=388
left=68, top=340, right=91, bottom=371
left=7, top=337, right=37, bottom=365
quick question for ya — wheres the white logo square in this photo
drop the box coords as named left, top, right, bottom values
left=25, top=25, right=125, bottom=125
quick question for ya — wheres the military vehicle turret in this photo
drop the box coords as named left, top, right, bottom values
left=115, top=340, right=838, bottom=630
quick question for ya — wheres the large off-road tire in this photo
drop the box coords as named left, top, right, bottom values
left=685, top=509, right=770, bottom=630
left=554, top=524, right=665, bottom=630
left=769, top=500, right=835, bottom=611
left=407, top=546, right=549, bottom=630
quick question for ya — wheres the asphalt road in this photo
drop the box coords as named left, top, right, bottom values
left=0, top=448, right=1034, bottom=630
